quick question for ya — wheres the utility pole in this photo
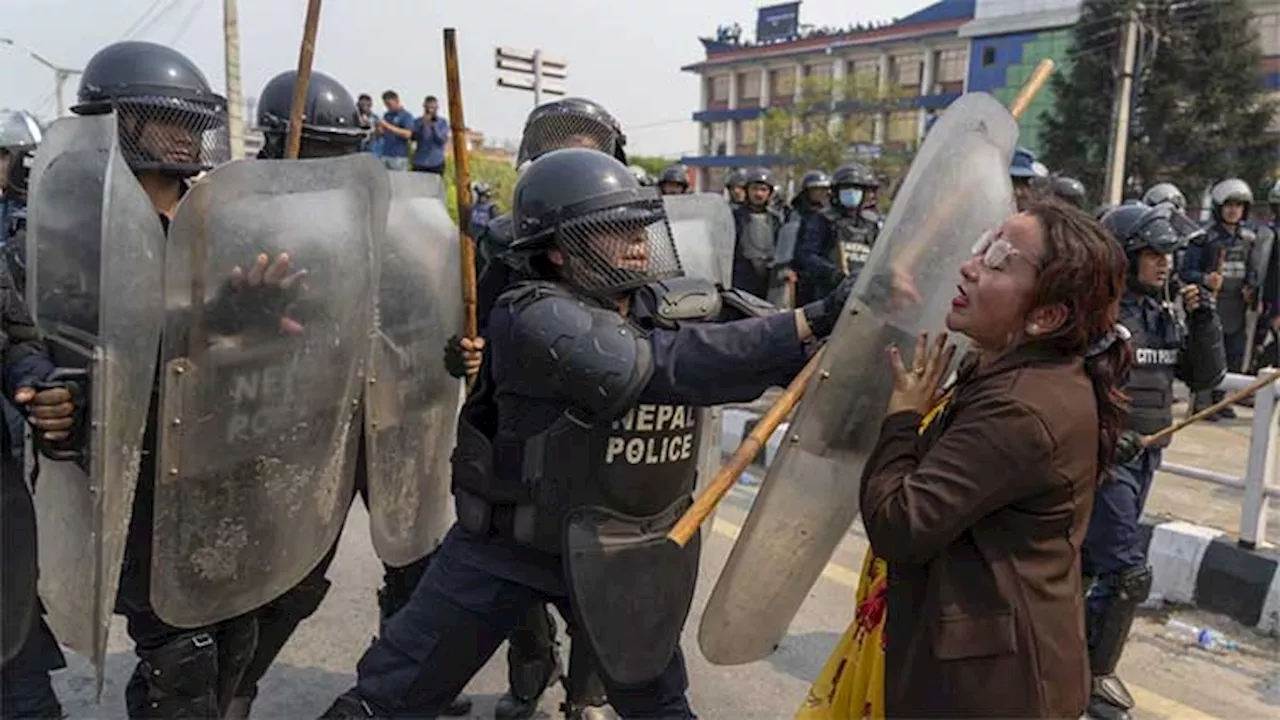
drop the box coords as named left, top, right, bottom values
left=0, top=38, right=82, bottom=117
left=223, top=0, right=245, bottom=158
left=495, top=47, right=567, bottom=107
left=1104, top=7, right=1141, bottom=205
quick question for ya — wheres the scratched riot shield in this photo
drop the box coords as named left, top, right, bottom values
left=767, top=217, right=801, bottom=307
left=699, top=93, right=1019, bottom=665
left=364, top=171, right=463, bottom=567
left=25, top=115, right=165, bottom=674
left=152, top=154, right=385, bottom=627
left=665, top=192, right=737, bottom=515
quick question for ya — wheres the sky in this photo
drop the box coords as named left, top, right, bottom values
left=0, top=0, right=937, bottom=158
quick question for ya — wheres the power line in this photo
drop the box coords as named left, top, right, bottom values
left=121, top=0, right=168, bottom=40
left=166, top=0, right=205, bottom=45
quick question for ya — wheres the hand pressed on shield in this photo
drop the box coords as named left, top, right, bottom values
left=223, top=252, right=308, bottom=336
left=13, top=384, right=75, bottom=443
left=886, top=331, right=956, bottom=417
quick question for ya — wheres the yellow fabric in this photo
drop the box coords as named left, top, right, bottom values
left=795, top=391, right=954, bottom=720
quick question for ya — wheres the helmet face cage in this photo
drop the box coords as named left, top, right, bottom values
left=115, top=94, right=229, bottom=174
left=552, top=198, right=683, bottom=297
left=517, top=111, right=619, bottom=164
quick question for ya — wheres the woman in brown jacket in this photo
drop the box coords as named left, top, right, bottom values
left=859, top=201, right=1131, bottom=718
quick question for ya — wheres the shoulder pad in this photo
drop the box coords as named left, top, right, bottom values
left=720, top=286, right=779, bottom=319
left=635, top=276, right=722, bottom=328
left=504, top=283, right=652, bottom=422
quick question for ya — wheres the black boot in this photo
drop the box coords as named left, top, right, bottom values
left=1086, top=675, right=1134, bottom=720
left=319, top=691, right=383, bottom=719
left=561, top=631, right=612, bottom=720
left=495, top=606, right=562, bottom=720
left=125, top=632, right=220, bottom=719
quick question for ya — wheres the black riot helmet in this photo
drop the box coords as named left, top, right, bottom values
left=1210, top=178, right=1253, bottom=222
left=509, top=148, right=682, bottom=298
left=800, top=170, right=832, bottom=191
left=831, top=162, right=878, bottom=210
left=0, top=111, right=42, bottom=195
left=724, top=167, right=748, bottom=190
left=1142, top=182, right=1186, bottom=210
left=657, top=163, right=689, bottom=193
left=256, top=70, right=367, bottom=159
left=1100, top=203, right=1191, bottom=258
left=516, top=97, right=627, bottom=165
left=1048, top=175, right=1087, bottom=208
left=73, top=41, right=229, bottom=175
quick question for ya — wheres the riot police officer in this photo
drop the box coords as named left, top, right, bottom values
left=656, top=164, right=690, bottom=196
left=1045, top=174, right=1087, bottom=208
left=1180, top=179, right=1256, bottom=419
left=63, top=41, right=258, bottom=719
left=224, top=68, right=474, bottom=719
left=1, top=261, right=79, bottom=719
left=0, top=111, right=39, bottom=282
left=792, top=162, right=881, bottom=306
left=1142, top=182, right=1187, bottom=211
left=1085, top=203, right=1226, bottom=720
left=1010, top=146, right=1048, bottom=211
left=322, top=148, right=854, bottom=719
left=768, top=170, right=831, bottom=307
left=731, top=166, right=782, bottom=297
left=724, top=166, right=748, bottom=206
left=451, top=96, right=634, bottom=720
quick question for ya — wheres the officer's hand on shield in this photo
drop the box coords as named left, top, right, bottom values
left=12, top=384, right=75, bottom=443
left=800, top=271, right=858, bottom=338
left=886, top=331, right=957, bottom=417
left=223, top=252, right=308, bottom=336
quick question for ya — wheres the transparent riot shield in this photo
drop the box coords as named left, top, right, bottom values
left=665, top=192, right=738, bottom=527
left=26, top=115, right=166, bottom=677
left=364, top=171, right=463, bottom=567
left=152, top=154, right=386, bottom=627
left=699, top=93, right=1020, bottom=665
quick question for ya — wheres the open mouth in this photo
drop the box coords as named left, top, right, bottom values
left=952, top=284, right=969, bottom=309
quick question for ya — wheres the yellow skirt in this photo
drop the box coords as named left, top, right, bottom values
left=794, top=552, right=888, bottom=720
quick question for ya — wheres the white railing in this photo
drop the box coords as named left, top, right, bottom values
left=1158, top=368, right=1279, bottom=550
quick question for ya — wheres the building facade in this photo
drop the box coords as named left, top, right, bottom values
left=680, top=0, right=977, bottom=192
left=682, top=0, right=1280, bottom=192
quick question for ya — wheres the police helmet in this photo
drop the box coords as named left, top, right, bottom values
left=628, top=165, right=654, bottom=186
left=743, top=166, right=773, bottom=189
left=473, top=181, right=492, bottom=198
left=657, top=163, right=689, bottom=191
left=1, top=111, right=42, bottom=195
left=1010, top=147, right=1048, bottom=180
left=73, top=41, right=228, bottom=175
left=256, top=70, right=367, bottom=159
left=1101, top=203, right=1191, bottom=257
left=831, top=163, right=878, bottom=189
left=509, top=148, right=682, bottom=297
left=1048, top=175, right=1087, bottom=208
left=1142, top=182, right=1186, bottom=210
left=724, top=167, right=748, bottom=189
left=516, top=97, right=627, bottom=165
left=800, top=170, right=832, bottom=190
left=1209, top=178, right=1252, bottom=221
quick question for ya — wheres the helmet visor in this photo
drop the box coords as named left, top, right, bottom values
left=555, top=198, right=682, bottom=296
left=116, top=95, right=229, bottom=174
left=517, top=111, right=619, bottom=164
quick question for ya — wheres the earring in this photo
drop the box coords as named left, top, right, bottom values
left=1027, top=323, right=1040, bottom=335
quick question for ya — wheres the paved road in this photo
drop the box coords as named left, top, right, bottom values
left=53, top=481, right=1279, bottom=719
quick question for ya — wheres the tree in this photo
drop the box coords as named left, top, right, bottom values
left=1042, top=0, right=1277, bottom=205
left=441, top=153, right=518, bottom=224
left=760, top=74, right=918, bottom=198
left=629, top=155, right=678, bottom=178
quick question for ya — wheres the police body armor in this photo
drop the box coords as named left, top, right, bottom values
left=1120, top=295, right=1182, bottom=445
left=1212, top=225, right=1254, bottom=337
left=827, top=209, right=878, bottom=280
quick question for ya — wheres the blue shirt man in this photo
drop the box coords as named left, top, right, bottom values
left=377, top=90, right=415, bottom=170
left=412, top=95, right=450, bottom=174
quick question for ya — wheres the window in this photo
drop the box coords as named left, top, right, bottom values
left=708, top=74, right=730, bottom=110
left=709, top=122, right=729, bottom=155
left=843, top=113, right=876, bottom=143
left=1257, top=12, right=1280, bottom=56
left=736, top=119, right=760, bottom=156
left=805, top=61, right=833, bottom=81
left=738, top=71, right=762, bottom=106
left=769, top=67, right=797, bottom=105
left=981, top=46, right=997, bottom=67
left=933, top=48, right=966, bottom=94
left=886, top=109, right=918, bottom=143
left=890, top=54, right=923, bottom=91
left=845, top=58, right=881, bottom=93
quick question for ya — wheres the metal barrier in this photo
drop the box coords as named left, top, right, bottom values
left=1157, top=368, right=1279, bottom=550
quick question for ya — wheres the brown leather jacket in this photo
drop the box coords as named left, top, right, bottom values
left=860, top=343, right=1100, bottom=718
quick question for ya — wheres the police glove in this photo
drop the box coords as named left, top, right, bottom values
left=1114, top=430, right=1145, bottom=466
left=802, top=272, right=857, bottom=339
left=212, top=253, right=308, bottom=336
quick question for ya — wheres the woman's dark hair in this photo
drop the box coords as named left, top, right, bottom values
left=1023, top=200, right=1132, bottom=483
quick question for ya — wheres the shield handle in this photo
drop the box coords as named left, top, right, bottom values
left=667, top=346, right=826, bottom=547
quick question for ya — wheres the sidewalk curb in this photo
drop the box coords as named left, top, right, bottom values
left=719, top=407, right=1280, bottom=635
